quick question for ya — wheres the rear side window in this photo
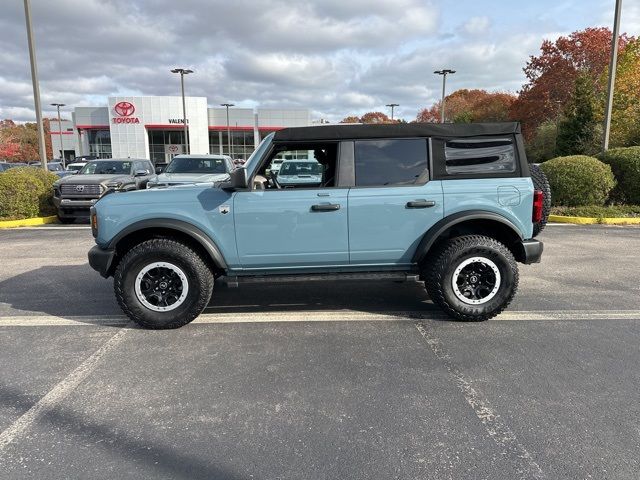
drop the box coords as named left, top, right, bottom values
left=444, top=138, right=516, bottom=175
left=354, top=139, right=428, bottom=187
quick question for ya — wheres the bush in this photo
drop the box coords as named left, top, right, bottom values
left=540, top=155, right=616, bottom=207
left=600, top=147, right=640, bottom=204
left=0, top=167, right=58, bottom=220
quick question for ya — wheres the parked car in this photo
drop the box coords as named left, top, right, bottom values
left=0, top=162, right=24, bottom=172
left=65, top=162, right=87, bottom=174
left=146, top=154, right=234, bottom=188
left=275, top=158, right=323, bottom=187
left=53, top=158, right=154, bottom=223
left=74, top=155, right=99, bottom=163
left=88, top=122, right=547, bottom=329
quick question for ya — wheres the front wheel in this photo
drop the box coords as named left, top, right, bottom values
left=424, top=235, right=518, bottom=322
left=114, top=239, right=214, bottom=329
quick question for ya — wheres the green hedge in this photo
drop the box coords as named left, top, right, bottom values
left=0, top=167, right=59, bottom=220
left=540, top=155, right=616, bottom=207
left=600, top=147, right=640, bottom=204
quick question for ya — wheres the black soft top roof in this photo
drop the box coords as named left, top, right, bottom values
left=273, top=122, right=521, bottom=142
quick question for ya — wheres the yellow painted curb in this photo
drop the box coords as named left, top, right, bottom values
left=549, top=214, right=640, bottom=225
left=0, top=215, right=58, bottom=228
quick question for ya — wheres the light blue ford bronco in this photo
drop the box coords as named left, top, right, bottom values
left=88, top=123, right=547, bottom=329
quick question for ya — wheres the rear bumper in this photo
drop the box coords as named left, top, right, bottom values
left=521, top=239, right=543, bottom=264
left=88, top=245, right=116, bottom=278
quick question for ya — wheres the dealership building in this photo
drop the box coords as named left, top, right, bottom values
left=50, top=96, right=311, bottom=164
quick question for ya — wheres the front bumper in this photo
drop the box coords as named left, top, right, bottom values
left=54, top=197, right=100, bottom=208
left=88, top=245, right=116, bottom=278
left=521, top=239, right=543, bottom=264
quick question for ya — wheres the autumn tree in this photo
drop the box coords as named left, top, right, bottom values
left=606, top=38, right=640, bottom=146
left=0, top=119, right=52, bottom=162
left=416, top=89, right=516, bottom=123
left=359, top=112, right=392, bottom=124
left=556, top=74, right=600, bottom=156
left=340, top=116, right=361, bottom=123
left=510, top=27, right=632, bottom=138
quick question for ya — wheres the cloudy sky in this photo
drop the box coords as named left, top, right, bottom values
left=1, top=0, right=638, bottom=123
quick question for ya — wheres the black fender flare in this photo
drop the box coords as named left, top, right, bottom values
left=108, top=218, right=228, bottom=270
left=412, top=210, right=524, bottom=265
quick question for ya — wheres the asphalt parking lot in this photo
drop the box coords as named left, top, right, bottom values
left=0, top=224, right=639, bottom=479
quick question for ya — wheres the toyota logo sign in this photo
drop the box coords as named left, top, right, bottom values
left=75, top=185, right=85, bottom=192
left=114, top=101, right=135, bottom=117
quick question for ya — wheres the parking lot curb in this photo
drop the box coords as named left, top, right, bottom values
left=0, top=216, right=58, bottom=228
left=549, top=214, right=640, bottom=225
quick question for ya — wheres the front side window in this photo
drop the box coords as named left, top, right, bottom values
left=164, top=157, right=229, bottom=174
left=444, top=138, right=516, bottom=175
left=354, top=139, right=428, bottom=187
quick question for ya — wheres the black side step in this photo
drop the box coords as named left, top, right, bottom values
left=224, top=272, right=420, bottom=288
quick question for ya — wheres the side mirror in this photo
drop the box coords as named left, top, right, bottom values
left=71, top=170, right=78, bottom=175
left=155, top=166, right=164, bottom=174
left=223, top=167, right=248, bottom=190
left=134, top=169, right=148, bottom=177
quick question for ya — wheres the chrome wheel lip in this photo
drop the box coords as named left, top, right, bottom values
left=451, top=256, right=501, bottom=305
left=134, top=262, right=189, bottom=312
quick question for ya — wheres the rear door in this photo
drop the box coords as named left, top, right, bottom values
left=347, top=139, right=444, bottom=266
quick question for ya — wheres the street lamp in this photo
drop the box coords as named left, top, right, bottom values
left=170, top=68, right=193, bottom=154
left=603, top=0, right=623, bottom=153
left=23, top=0, right=47, bottom=170
left=50, top=103, right=65, bottom=165
left=220, top=103, right=234, bottom=157
left=434, top=69, right=456, bottom=123
left=385, top=103, right=399, bottom=121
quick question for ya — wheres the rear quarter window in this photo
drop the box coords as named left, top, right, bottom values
left=354, top=139, right=428, bottom=187
left=444, top=138, right=516, bottom=175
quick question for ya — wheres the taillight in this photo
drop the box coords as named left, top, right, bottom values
left=532, top=190, right=544, bottom=223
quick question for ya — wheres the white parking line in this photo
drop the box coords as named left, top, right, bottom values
left=0, top=326, right=130, bottom=451
left=0, top=310, right=639, bottom=326
left=416, top=323, right=546, bottom=479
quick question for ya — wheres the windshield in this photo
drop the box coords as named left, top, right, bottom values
left=164, top=157, right=228, bottom=174
left=80, top=161, right=132, bottom=175
left=279, top=162, right=323, bottom=176
left=67, top=164, right=85, bottom=172
left=244, top=133, right=274, bottom=176
left=48, top=163, right=64, bottom=171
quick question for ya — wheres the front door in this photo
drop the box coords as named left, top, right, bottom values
left=233, top=189, right=349, bottom=270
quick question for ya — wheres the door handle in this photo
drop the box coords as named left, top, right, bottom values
left=406, top=200, right=436, bottom=209
left=311, top=203, right=341, bottom=212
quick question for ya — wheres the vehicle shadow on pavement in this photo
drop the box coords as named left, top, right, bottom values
left=0, top=383, right=246, bottom=480
left=0, top=264, right=439, bottom=319
left=0, top=264, right=121, bottom=317
left=205, top=278, right=439, bottom=315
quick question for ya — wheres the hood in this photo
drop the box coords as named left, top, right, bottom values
left=150, top=172, right=230, bottom=185
left=55, top=173, right=130, bottom=186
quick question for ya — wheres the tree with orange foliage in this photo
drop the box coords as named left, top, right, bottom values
left=510, top=27, right=633, bottom=139
left=416, top=89, right=516, bottom=124
left=340, top=116, right=361, bottom=123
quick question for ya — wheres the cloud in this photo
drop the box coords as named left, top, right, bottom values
left=0, top=0, right=632, bottom=123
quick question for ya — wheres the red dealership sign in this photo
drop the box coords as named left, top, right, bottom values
left=112, top=101, right=140, bottom=124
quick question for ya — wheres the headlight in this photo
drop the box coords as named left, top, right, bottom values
left=106, top=182, right=121, bottom=189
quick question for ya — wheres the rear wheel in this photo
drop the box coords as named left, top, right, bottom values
left=424, top=235, right=518, bottom=322
left=114, top=238, right=214, bottom=329
left=530, top=164, right=551, bottom=237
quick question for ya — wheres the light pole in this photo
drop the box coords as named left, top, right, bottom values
left=170, top=68, right=193, bottom=154
left=23, top=0, right=47, bottom=170
left=220, top=103, right=234, bottom=157
left=434, top=69, right=456, bottom=123
left=386, top=103, right=399, bottom=121
left=51, top=103, right=65, bottom=165
left=603, top=0, right=623, bottom=153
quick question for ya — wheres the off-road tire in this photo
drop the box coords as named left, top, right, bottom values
left=530, top=164, right=551, bottom=237
left=424, top=235, right=518, bottom=322
left=114, top=238, right=214, bottom=329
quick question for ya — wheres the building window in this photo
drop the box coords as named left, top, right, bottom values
left=147, top=129, right=186, bottom=164
left=87, top=130, right=112, bottom=159
left=209, top=129, right=256, bottom=160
